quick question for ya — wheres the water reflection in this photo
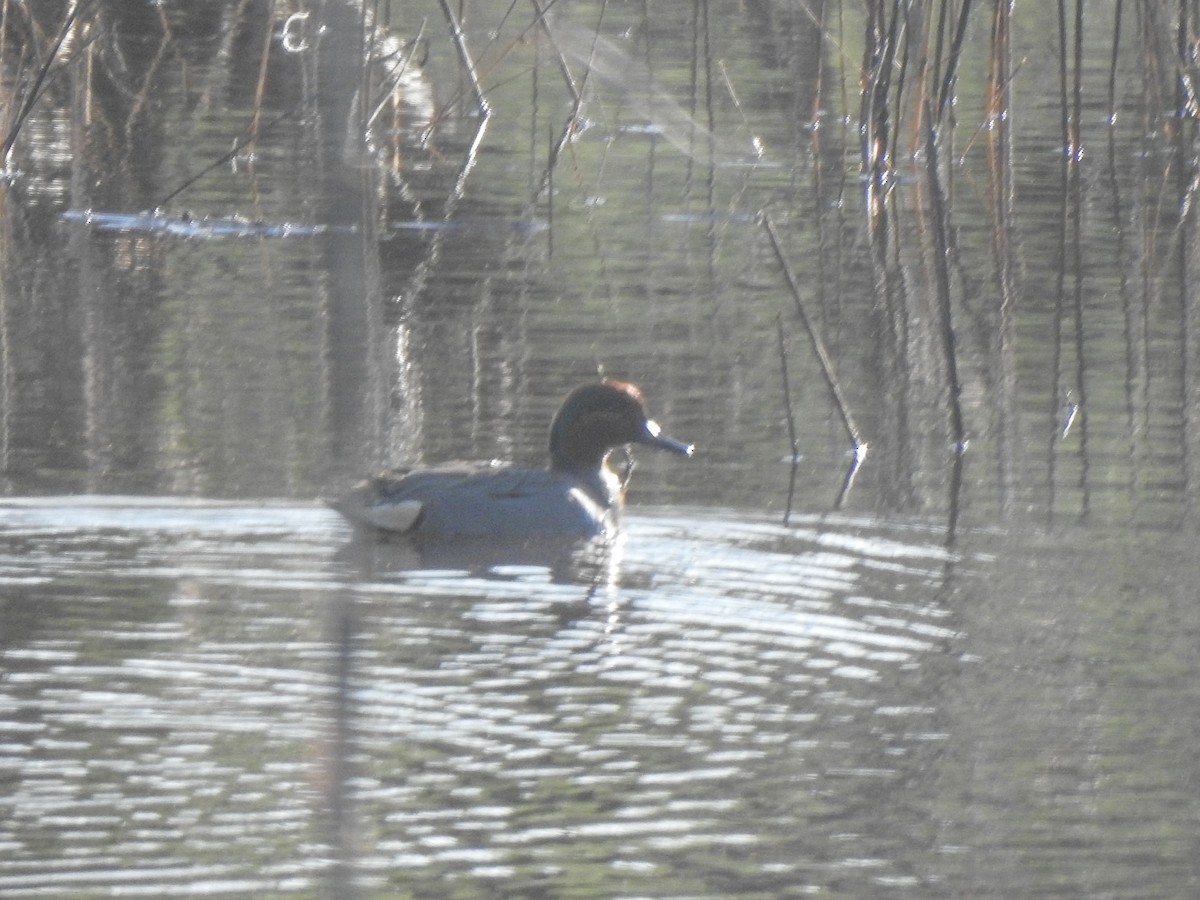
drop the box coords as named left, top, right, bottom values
left=5, top=0, right=1193, bottom=531
left=5, top=1, right=1200, bottom=896
left=336, top=531, right=619, bottom=586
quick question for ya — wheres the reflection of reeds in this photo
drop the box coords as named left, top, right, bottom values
left=985, top=0, right=1018, bottom=518
left=1, top=0, right=93, bottom=166
left=435, top=0, right=491, bottom=119
left=851, top=0, right=1200, bottom=527
left=764, top=212, right=868, bottom=511
left=859, top=0, right=975, bottom=215
left=9, top=0, right=1200, bottom=526
left=852, top=1, right=984, bottom=535
left=921, top=109, right=966, bottom=538
left=1174, top=5, right=1200, bottom=522
left=1049, top=0, right=1089, bottom=519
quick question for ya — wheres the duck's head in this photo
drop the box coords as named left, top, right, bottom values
left=548, top=379, right=693, bottom=474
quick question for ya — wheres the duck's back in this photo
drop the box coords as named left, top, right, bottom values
left=332, top=461, right=615, bottom=538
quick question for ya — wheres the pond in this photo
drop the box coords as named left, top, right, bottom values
left=2, top=1, right=1200, bottom=897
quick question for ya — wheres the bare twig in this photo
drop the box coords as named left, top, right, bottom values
left=834, top=444, right=868, bottom=510
left=2, top=0, right=95, bottom=164
left=529, top=0, right=580, bottom=104
left=157, top=106, right=298, bottom=207
left=530, top=2, right=607, bottom=206
left=436, top=0, right=491, bottom=119
left=248, top=0, right=276, bottom=151
left=760, top=212, right=866, bottom=454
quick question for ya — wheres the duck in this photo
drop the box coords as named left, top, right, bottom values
left=331, top=379, right=693, bottom=538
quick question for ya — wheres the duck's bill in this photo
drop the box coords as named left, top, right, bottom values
left=640, top=419, right=694, bottom=456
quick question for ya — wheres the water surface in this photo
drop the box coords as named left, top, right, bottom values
left=3, top=1, right=1199, bottom=897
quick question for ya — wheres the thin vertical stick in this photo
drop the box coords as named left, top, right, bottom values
left=887, top=0, right=911, bottom=168
left=776, top=315, right=799, bottom=525
left=923, top=103, right=966, bottom=540
left=1178, top=0, right=1200, bottom=522
left=1047, top=0, right=1069, bottom=519
left=546, top=122, right=554, bottom=257
left=699, top=0, right=715, bottom=175
left=1105, top=1, right=1148, bottom=511
left=1069, top=0, right=1090, bottom=514
left=249, top=0, right=276, bottom=150
left=924, top=123, right=965, bottom=450
left=986, top=0, right=1018, bottom=516
left=1107, top=0, right=1122, bottom=123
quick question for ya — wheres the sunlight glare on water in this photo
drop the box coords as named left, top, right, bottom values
left=0, top=497, right=965, bottom=897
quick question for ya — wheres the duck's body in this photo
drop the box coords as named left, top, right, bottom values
left=332, top=380, right=691, bottom=539
left=332, top=460, right=620, bottom=538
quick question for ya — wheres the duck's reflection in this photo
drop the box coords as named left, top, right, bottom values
left=320, top=526, right=627, bottom=897
left=332, top=527, right=622, bottom=585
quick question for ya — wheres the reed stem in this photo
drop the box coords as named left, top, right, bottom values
left=761, top=212, right=866, bottom=454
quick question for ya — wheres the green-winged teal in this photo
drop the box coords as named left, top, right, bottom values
left=332, top=380, right=692, bottom=538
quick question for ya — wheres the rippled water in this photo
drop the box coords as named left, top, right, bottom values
left=0, top=498, right=963, bottom=896
left=7, top=499, right=1198, bottom=897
